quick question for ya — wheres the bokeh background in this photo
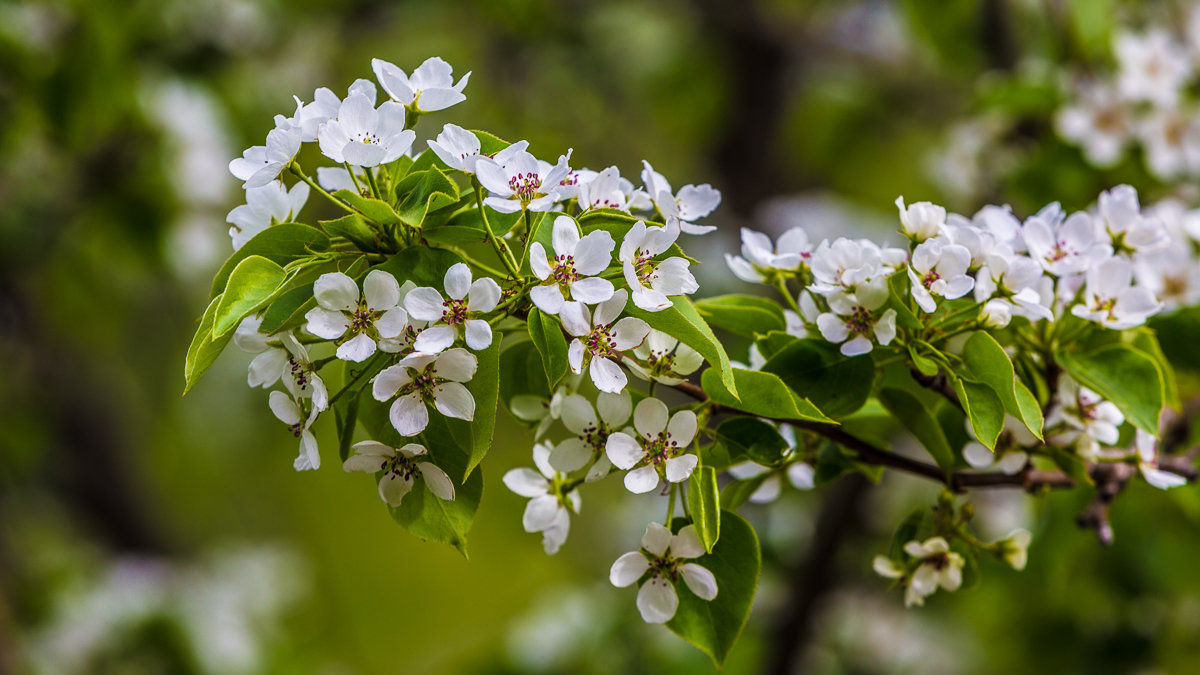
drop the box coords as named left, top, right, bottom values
left=4, top=0, right=1200, bottom=672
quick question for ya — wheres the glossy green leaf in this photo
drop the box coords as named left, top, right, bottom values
left=334, top=189, right=402, bottom=225
left=527, top=308, right=569, bottom=389
left=445, top=338, right=501, bottom=480
left=702, top=367, right=833, bottom=423
left=209, top=223, right=329, bottom=299
left=694, top=294, right=786, bottom=337
left=719, top=473, right=768, bottom=510
left=666, top=511, right=760, bottom=668
left=689, top=466, right=721, bottom=553
left=716, top=417, right=790, bottom=466
left=879, top=387, right=956, bottom=474
left=961, top=332, right=1044, bottom=439
left=394, top=167, right=459, bottom=227
left=949, top=375, right=1005, bottom=451
left=369, top=245, right=463, bottom=288
left=1056, top=344, right=1163, bottom=433
left=499, top=340, right=551, bottom=417
left=760, top=339, right=875, bottom=419
left=388, top=412, right=485, bottom=558
left=1130, top=329, right=1180, bottom=410
left=627, top=297, right=738, bottom=397
left=320, top=213, right=378, bottom=251
left=183, top=294, right=235, bottom=395
left=212, top=255, right=287, bottom=337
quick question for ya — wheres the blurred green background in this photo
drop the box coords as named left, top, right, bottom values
left=4, top=0, right=1200, bottom=672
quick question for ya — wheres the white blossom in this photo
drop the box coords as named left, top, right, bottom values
left=304, top=270, right=409, bottom=362
left=903, top=537, right=964, bottom=607
left=1135, top=430, right=1187, bottom=490
left=226, top=180, right=309, bottom=250
left=476, top=148, right=573, bottom=213
left=815, top=283, right=897, bottom=357
left=317, top=93, right=415, bottom=167
left=626, top=330, right=704, bottom=386
left=268, top=390, right=320, bottom=472
left=293, top=79, right=377, bottom=142
left=605, top=397, right=698, bottom=494
left=343, top=441, right=455, bottom=506
left=503, top=443, right=581, bottom=554
left=404, top=262, right=501, bottom=352
left=620, top=218, right=698, bottom=311
left=229, top=116, right=302, bottom=189
left=895, top=196, right=946, bottom=242
left=996, top=529, right=1032, bottom=571
left=529, top=216, right=615, bottom=315
left=1021, top=211, right=1110, bottom=277
left=427, top=123, right=529, bottom=174
left=1070, top=257, right=1162, bottom=329
left=641, top=161, right=721, bottom=234
left=724, top=227, right=812, bottom=283
left=1055, top=81, right=1131, bottom=167
left=577, top=166, right=648, bottom=212
left=550, top=391, right=631, bottom=474
left=906, top=238, right=974, bottom=312
left=560, top=290, right=650, bottom=393
left=235, top=319, right=328, bottom=410
left=609, top=523, right=717, bottom=624
left=1114, top=29, right=1192, bottom=107
left=372, top=56, right=471, bottom=113
left=1046, top=376, right=1124, bottom=460
left=1095, top=185, right=1170, bottom=256
left=372, top=348, right=478, bottom=436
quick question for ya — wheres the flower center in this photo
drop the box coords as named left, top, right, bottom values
left=400, top=364, right=440, bottom=400
left=646, top=553, right=682, bottom=581
left=349, top=301, right=381, bottom=333
left=288, top=357, right=311, bottom=391
left=921, top=270, right=941, bottom=289
left=634, top=251, right=655, bottom=284
left=645, top=349, right=677, bottom=377
left=442, top=298, right=468, bottom=325
left=1047, top=240, right=1073, bottom=263
left=584, top=323, right=619, bottom=358
left=644, top=431, right=681, bottom=465
left=355, top=132, right=381, bottom=146
left=551, top=255, right=580, bottom=287
left=845, top=306, right=874, bottom=335
left=509, top=172, right=543, bottom=202
left=382, top=453, right=420, bottom=481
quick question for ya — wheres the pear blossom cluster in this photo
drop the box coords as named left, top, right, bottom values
left=728, top=184, right=1178, bottom=357
left=1056, top=20, right=1200, bottom=181
left=206, top=51, right=1200, bottom=640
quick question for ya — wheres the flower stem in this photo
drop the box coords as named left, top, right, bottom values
left=473, top=182, right=521, bottom=278
left=666, top=482, right=677, bottom=524
left=364, top=166, right=384, bottom=201
left=775, top=278, right=802, bottom=315
left=343, top=162, right=366, bottom=195
left=289, top=163, right=359, bottom=217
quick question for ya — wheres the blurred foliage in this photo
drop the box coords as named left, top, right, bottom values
left=4, top=0, right=1200, bottom=673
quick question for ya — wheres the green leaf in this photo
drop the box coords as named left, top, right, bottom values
left=394, top=167, right=459, bottom=227
left=335, top=387, right=361, bottom=463
left=1056, top=344, right=1164, bottom=433
left=424, top=206, right=491, bottom=246
left=1130, top=329, right=1180, bottom=410
left=949, top=375, right=1005, bottom=451
left=719, top=474, right=768, bottom=510
left=259, top=283, right=316, bottom=334
left=702, top=367, right=834, bottom=423
left=754, top=330, right=800, bottom=361
left=369, top=245, right=463, bottom=288
left=527, top=308, right=569, bottom=389
left=626, top=297, right=738, bottom=397
left=694, top=294, right=786, bottom=337
left=387, top=414, right=484, bottom=557
left=666, top=511, right=760, bottom=668
left=446, top=339, right=501, bottom=480
left=688, top=467, right=721, bottom=553
left=499, top=340, right=551, bottom=414
left=212, top=255, right=287, bottom=337
left=472, top=129, right=516, bottom=156
left=716, top=417, right=790, bottom=466
left=879, top=387, right=956, bottom=474
left=320, top=213, right=378, bottom=251
left=886, top=271, right=922, bottom=332
left=961, top=332, right=1044, bottom=439
left=183, top=294, right=235, bottom=395
left=889, top=507, right=930, bottom=558
left=209, top=223, right=329, bottom=300
left=518, top=211, right=555, bottom=275
left=908, top=344, right=939, bottom=377
left=334, top=189, right=402, bottom=225
left=760, top=339, right=875, bottom=419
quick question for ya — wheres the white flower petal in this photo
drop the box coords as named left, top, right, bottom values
left=503, top=467, right=550, bottom=497
left=379, top=472, right=414, bottom=506
left=404, top=287, right=447, bottom=321
left=679, top=563, right=718, bottom=600
left=363, top=270, right=401, bottom=310
left=433, top=382, right=475, bottom=420
left=336, top=332, right=377, bottom=362
left=313, top=272, right=360, bottom=311
left=636, top=577, right=679, bottom=624
left=467, top=278, right=501, bottom=313
left=444, top=262, right=472, bottom=299
left=610, top=551, right=650, bottom=588
left=389, top=393, right=429, bottom=436
left=413, top=324, right=457, bottom=353
left=606, top=432, right=644, bottom=470
left=419, top=462, right=456, bottom=500
left=664, top=454, right=698, bottom=483
left=464, top=319, right=493, bottom=350
left=624, top=465, right=660, bottom=494
left=523, top=494, right=561, bottom=532
left=305, top=307, right=349, bottom=340
left=634, top=397, right=669, bottom=438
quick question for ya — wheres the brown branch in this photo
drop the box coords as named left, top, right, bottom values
left=672, top=378, right=1196, bottom=493
left=911, top=370, right=964, bottom=414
